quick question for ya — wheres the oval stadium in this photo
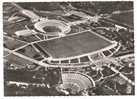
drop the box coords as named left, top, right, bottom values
left=34, top=19, right=71, bottom=36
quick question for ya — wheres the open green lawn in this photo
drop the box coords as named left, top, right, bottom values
left=111, top=11, right=133, bottom=27
left=37, top=31, right=112, bottom=58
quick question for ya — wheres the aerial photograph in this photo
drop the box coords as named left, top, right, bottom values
left=3, top=1, right=134, bottom=96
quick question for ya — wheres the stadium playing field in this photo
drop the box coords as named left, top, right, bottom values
left=37, top=31, right=112, bottom=59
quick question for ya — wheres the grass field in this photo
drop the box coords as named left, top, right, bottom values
left=111, top=11, right=133, bottom=27
left=37, top=31, right=112, bottom=59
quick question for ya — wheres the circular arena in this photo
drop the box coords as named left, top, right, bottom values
left=56, top=72, right=95, bottom=95
left=34, top=19, right=71, bottom=36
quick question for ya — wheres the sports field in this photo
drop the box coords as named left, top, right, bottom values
left=37, top=31, right=112, bottom=59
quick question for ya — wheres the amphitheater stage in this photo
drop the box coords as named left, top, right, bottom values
left=36, top=30, right=114, bottom=59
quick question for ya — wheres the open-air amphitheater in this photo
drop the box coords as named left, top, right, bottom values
left=56, top=72, right=95, bottom=94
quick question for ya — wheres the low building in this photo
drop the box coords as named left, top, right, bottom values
left=15, top=29, right=37, bottom=37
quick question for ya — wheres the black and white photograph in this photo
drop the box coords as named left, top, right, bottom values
left=3, top=1, right=134, bottom=96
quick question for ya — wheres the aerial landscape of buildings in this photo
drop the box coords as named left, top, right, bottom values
left=3, top=1, right=134, bottom=96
